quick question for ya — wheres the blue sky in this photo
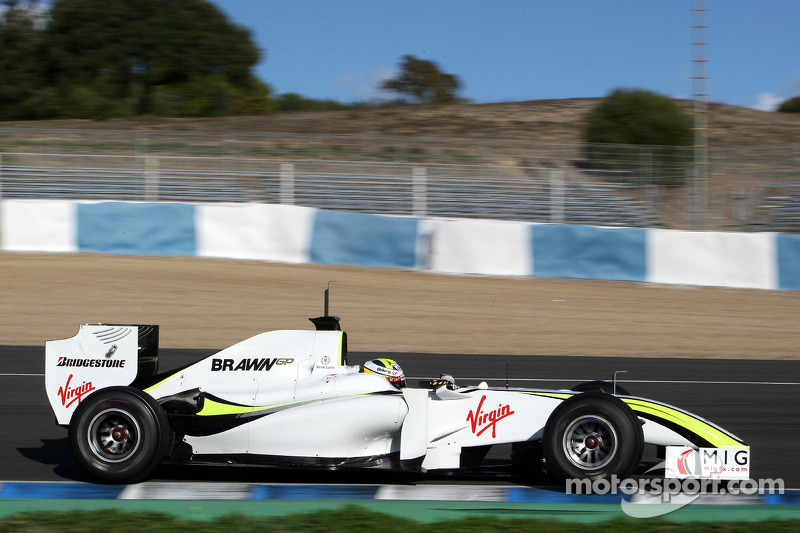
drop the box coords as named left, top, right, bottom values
left=212, top=0, right=800, bottom=111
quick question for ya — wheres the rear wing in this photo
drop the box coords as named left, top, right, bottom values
left=45, top=324, right=159, bottom=425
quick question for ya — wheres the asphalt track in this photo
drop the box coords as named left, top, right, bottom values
left=1, top=346, right=798, bottom=487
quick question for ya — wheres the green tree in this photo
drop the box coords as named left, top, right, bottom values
left=43, top=0, right=272, bottom=118
left=275, top=92, right=350, bottom=113
left=381, top=55, right=461, bottom=104
left=777, top=96, right=800, bottom=113
left=0, top=1, right=49, bottom=119
left=582, top=89, right=694, bottom=187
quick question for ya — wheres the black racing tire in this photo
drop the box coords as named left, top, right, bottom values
left=571, top=380, right=630, bottom=396
left=68, top=386, right=171, bottom=483
left=543, top=391, right=643, bottom=482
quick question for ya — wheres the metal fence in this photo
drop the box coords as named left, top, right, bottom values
left=1, top=129, right=798, bottom=232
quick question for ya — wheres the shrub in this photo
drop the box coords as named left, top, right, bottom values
left=582, top=89, right=694, bottom=187
left=777, top=96, right=800, bottom=113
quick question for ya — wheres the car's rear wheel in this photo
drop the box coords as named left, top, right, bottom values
left=69, top=386, right=171, bottom=483
left=543, top=391, right=643, bottom=482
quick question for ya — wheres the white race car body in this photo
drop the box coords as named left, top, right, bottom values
left=45, top=318, right=750, bottom=483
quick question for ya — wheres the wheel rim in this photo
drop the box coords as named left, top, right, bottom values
left=87, top=408, right=142, bottom=462
left=562, top=415, right=618, bottom=470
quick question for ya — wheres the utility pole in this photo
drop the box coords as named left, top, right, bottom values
left=691, top=0, right=710, bottom=230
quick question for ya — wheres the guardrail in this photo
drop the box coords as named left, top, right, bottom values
left=0, top=153, right=660, bottom=228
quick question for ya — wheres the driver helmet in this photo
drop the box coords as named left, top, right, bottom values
left=440, top=373, right=457, bottom=390
left=363, top=358, right=406, bottom=389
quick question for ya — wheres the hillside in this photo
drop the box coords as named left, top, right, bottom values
left=2, top=98, right=798, bottom=146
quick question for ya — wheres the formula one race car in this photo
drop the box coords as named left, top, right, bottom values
left=45, top=298, right=750, bottom=484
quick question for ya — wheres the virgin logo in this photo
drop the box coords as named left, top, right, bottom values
left=57, top=374, right=96, bottom=408
left=467, top=395, right=514, bottom=438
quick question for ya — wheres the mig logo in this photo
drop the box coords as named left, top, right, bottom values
left=665, top=446, right=699, bottom=478
left=677, top=448, right=697, bottom=476
left=467, top=395, right=514, bottom=438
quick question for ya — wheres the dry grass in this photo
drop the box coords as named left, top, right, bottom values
left=2, top=99, right=798, bottom=146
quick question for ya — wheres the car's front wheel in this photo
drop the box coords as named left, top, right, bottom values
left=543, top=391, right=643, bottom=482
left=68, top=386, right=171, bottom=483
left=571, top=380, right=630, bottom=396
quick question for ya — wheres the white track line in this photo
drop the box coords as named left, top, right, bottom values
left=414, top=377, right=800, bottom=386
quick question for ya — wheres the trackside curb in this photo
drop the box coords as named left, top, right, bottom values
left=0, top=483, right=798, bottom=523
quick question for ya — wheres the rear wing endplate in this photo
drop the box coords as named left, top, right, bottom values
left=45, top=324, right=158, bottom=425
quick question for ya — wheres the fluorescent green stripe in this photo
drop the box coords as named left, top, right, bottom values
left=522, top=391, right=574, bottom=400
left=197, top=391, right=384, bottom=417
left=623, top=398, right=746, bottom=448
left=198, top=397, right=302, bottom=417
left=144, top=372, right=181, bottom=395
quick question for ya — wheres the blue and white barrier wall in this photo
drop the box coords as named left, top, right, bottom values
left=1, top=199, right=798, bottom=290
